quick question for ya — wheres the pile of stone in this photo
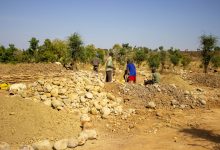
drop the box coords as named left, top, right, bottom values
left=0, top=114, right=97, bottom=150
left=120, top=83, right=208, bottom=109
left=9, top=71, right=131, bottom=119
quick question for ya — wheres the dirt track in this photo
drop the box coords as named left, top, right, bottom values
left=0, top=63, right=220, bottom=150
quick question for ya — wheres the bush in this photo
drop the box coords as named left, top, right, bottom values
left=211, top=55, right=220, bottom=68
left=181, top=55, right=192, bottom=68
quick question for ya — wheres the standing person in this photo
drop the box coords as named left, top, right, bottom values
left=105, top=52, right=114, bottom=82
left=92, top=54, right=100, bottom=73
left=126, top=59, right=136, bottom=83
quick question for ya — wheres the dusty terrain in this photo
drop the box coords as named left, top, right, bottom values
left=0, top=63, right=220, bottom=150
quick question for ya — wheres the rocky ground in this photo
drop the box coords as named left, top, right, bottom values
left=0, top=63, right=220, bottom=150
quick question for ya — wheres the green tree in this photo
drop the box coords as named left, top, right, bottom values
left=27, top=37, right=39, bottom=62
left=200, top=34, right=218, bottom=73
left=52, top=39, right=69, bottom=63
left=68, top=33, right=83, bottom=61
left=96, top=48, right=105, bottom=64
left=211, top=55, right=220, bottom=68
left=181, top=54, right=192, bottom=69
left=159, top=46, right=167, bottom=72
left=148, top=53, right=160, bottom=69
left=37, top=39, right=56, bottom=62
left=169, top=49, right=182, bottom=68
left=84, top=44, right=96, bottom=62
left=134, top=48, right=146, bottom=67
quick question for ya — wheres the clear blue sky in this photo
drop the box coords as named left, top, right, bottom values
left=0, top=0, right=220, bottom=50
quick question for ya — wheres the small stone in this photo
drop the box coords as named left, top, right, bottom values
left=171, top=100, right=179, bottom=106
left=80, top=114, right=91, bottom=123
left=32, top=140, right=52, bottom=150
left=199, top=99, right=206, bottom=105
left=58, top=89, right=67, bottom=95
left=19, top=145, right=34, bottom=150
left=43, top=100, right=52, bottom=106
left=37, top=80, right=45, bottom=85
left=146, top=101, right=156, bottom=109
left=67, top=138, right=78, bottom=148
left=0, top=142, right=10, bottom=150
left=180, top=104, right=186, bottom=109
left=107, top=93, right=115, bottom=101
left=51, top=88, right=59, bottom=97
left=81, top=129, right=97, bottom=140
left=53, top=139, right=68, bottom=150
left=44, top=84, right=52, bottom=93
left=52, top=99, right=64, bottom=108
left=101, top=107, right=111, bottom=119
left=40, top=95, right=47, bottom=101
left=68, top=93, right=78, bottom=100
left=77, top=133, right=88, bottom=146
left=85, top=92, right=93, bottom=99
left=90, top=107, right=99, bottom=115
left=45, top=93, right=51, bottom=98
left=196, top=88, right=203, bottom=92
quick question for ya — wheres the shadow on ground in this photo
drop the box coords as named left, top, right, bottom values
left=180, top=128, right=220, bottom=150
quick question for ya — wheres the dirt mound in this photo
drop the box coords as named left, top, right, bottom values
left=0, top=91, right=81, bottom=148
left=0, top=63, right=66, bottom=83
left=187, top=73, right=220, bottom=88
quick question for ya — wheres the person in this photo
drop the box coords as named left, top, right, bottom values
left=105, top=52, right=114, bottom=82
left=92, top=54, right=100, bottom=73
left=126, top=59, right=136, bottom=83
left=144, top=68, right=160, bottom=85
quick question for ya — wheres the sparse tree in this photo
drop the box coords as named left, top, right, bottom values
left=134, top=48, right=147, bottom=67
left=181, top=54, right=192, bottom=69
left=169, top=48, right=182, bottom=68
left=148, top=53, right=160, bottom=70
left=159, top=46, right=167, bottom=72
left=68, top=33, right=83, bottom=61
left=200, top=34, right=218, bottom=73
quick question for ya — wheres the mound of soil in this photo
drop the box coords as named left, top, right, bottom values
left=187, top=73, right=220, bottom=88
left=0, top=91, right=81, bottom=148
left=0, top=63, right=66, bottom=83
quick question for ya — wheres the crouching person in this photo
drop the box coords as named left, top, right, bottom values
left=144, top=68, right=160, bottom=85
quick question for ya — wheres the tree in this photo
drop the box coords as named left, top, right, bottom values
left=200, top=34, right=218, bottom=73
left=96, top=48, right=105, bottom=64
left=211, top=55, right=220, bottom=68
left=37, top=39, right=56, bottom=62
left=159, top=46, right=167, bottom=72
left=181, top=54, right=192, bottom=69
left=27, top=37, right=39, bottom=62
left=52, top=39, right=69, bottom=63
left=169, top=48, right=182, bottom=68
left=134, top=48, right=146, bottom=67
left=68, top=33, right=83, bottom=61
left=147, top=53, right=160, bottom=69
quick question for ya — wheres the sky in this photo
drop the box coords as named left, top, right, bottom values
left=0, top=0, right=220, bottom=50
